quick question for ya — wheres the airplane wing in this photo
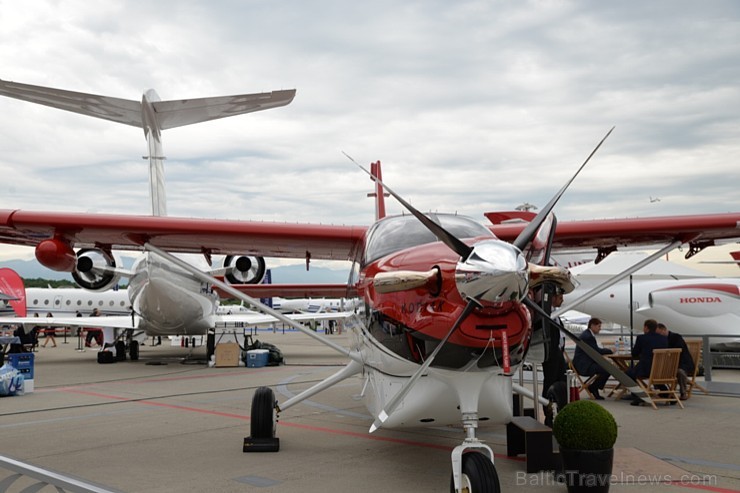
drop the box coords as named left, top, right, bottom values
left=212, top=310, right=352, bottom=329
left=3, top=210, right=740, bottom=265
left=215, top=283, right=354, bottom=299
left=0, top=315, right=135, bottom=329
left=488, top=213, right=740, bottom=251
left=0, top=312, right=350, bottom=332
left=0, top=210, right=366, bottom=261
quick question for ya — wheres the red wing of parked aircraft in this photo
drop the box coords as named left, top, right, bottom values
left=2, top=209, right=739, bottom=267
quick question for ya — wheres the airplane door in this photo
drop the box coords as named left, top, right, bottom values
left=53, top=294, right=63, bottom=313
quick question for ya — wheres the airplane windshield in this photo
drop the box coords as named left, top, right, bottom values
left=362, top=214, right=493, bottom=265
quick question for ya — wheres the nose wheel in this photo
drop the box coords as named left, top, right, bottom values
left=451, top=451, right=501, bottom=493
left=450, top=412, right=501, bottom=493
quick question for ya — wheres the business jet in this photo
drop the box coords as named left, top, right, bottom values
left=3, top=83, right=740, bottom=491
left=566, top=252, right=740, bottom=350
left=0, top=79, right=348, bottom=361
left=0, top=270, right=130, bottom=318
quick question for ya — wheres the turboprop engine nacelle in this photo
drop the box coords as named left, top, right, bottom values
left=72, top=248, right=122, bottom=291
left=223, top=255, right=266, bottom=285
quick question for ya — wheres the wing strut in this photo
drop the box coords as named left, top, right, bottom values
left=558, top=239, right=684, bottom=315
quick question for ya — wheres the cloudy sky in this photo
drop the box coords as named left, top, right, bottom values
left=0, top=1, right=739, bottom=268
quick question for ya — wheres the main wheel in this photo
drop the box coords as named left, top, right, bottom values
left=129, top=340, right=140, bottom=361
left=115, top=341, right=127, bottom=361
left=251, top=386, right=277, bottom=439
left=450, top=451, right=500, bottom=493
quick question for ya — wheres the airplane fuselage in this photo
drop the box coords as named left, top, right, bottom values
left=128, top=252, right=218, bottom=336
left=568, top=277, right=740, bottom=350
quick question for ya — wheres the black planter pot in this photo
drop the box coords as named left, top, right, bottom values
left=559, top=448, right=614, bottom=493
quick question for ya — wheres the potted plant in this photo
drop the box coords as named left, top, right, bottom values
left=553, top=400, right=617, bottom=493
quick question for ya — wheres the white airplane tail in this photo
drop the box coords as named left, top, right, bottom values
left=0, top=79, right=296, bottom=216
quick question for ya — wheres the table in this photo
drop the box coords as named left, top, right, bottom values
left=606, top=353, right=637, bottom=398
left=607, top=353, right=636, bottom=372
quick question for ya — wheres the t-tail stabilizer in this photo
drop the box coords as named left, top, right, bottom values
left=0, top=78, right=296, bottom=216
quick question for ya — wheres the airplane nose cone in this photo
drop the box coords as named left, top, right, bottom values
left=455, top=240, right=529, bottom=303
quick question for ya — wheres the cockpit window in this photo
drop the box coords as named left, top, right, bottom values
left=362, top=214, right=493, bottom=265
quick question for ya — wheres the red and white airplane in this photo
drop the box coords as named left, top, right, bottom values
left=566, top=252, right=740, bottom=350
left=3, top=82, right=740, bottom=492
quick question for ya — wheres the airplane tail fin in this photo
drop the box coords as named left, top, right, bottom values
left=0, top=268, right=27, bottom=317
left=731, top=251, right=740, bottom=268
left=0, top=79, right=296, bottom=216
left=367, top=161, right=388, bottom=221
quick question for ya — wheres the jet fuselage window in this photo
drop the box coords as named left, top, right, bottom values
left=362, top=213, right=493, bottom=266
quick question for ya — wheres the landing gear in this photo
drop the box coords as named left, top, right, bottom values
left=115, top=341, right=127, bottom=361
left=129, top=340, right=140, bottom=361
left=450, top=452, right=501, bottom=493
left=243, top=386, right=280, bottom=452
left=450, top=411, right=500, bottom=493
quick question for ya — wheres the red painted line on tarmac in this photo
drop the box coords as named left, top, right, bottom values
left=56, top=390, right=740, bottom=491
left=60, top=387, right=522, bottom=462
left=668, top=482, right=740, bottom=493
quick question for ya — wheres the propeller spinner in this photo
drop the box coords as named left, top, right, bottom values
left=455, top=240, right=529, bottom=304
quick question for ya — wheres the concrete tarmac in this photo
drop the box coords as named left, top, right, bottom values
left=1, top=331, right=739, bottom=493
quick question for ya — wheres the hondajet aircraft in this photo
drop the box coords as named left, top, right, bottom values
left=3, top=80, right=740, bottom=491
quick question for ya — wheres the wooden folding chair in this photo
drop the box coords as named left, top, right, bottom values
left=684, top=339, right=709, bottom=398
left=637, top=348, right=684, bottom=409
left=564, top=351, right=598, bottom=399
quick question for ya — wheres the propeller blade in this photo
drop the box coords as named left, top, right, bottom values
left=523, top=297, right=651, bottom=403
left=513, top=127, right=614, bottom=252
left=370, top=298, right=481, bottom=433
left=344, top=152, right=473, bottom=260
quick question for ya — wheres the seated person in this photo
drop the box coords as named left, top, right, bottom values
left=627, top=318, right=668, bottom=405
left=657, top=322, right=694, bottom=400
left=573, top=318, right=613, bottom=400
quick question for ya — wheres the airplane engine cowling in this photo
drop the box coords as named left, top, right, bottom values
left=71, top=248, right=121, bottom=291
left=223, top=255, right=266, bottom=284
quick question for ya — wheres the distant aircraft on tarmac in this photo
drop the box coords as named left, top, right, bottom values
left=0, top=79, right=347, bottom=362
left=566, top=253, right=740, bottom=350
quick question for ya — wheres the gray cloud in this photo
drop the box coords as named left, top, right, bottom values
left=0, top=0, right=738, bottom=248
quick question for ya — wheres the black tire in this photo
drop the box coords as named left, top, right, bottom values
left=206, top=333, right=215, bottom=361
left=115, top=341, right=127, bottom=361
left=450, top=452, right=500, bottom=493
left=130, top=340, right=140, bottom=361
left=544, top=380, right=567, bottom=427
left=251, top=387, right=277, bottom=439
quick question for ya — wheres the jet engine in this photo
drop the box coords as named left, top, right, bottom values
left=223, top=255, right=266, bottom=284
left=72, top=248, right=122, bottom=291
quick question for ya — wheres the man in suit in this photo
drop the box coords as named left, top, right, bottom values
left=657, top=322, right=694, bottom=400
left=627, top=318, right=668, bottom=405
left=540, top=285, right=568, bottom=404
left=573, top=318, right=613, bottom=400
